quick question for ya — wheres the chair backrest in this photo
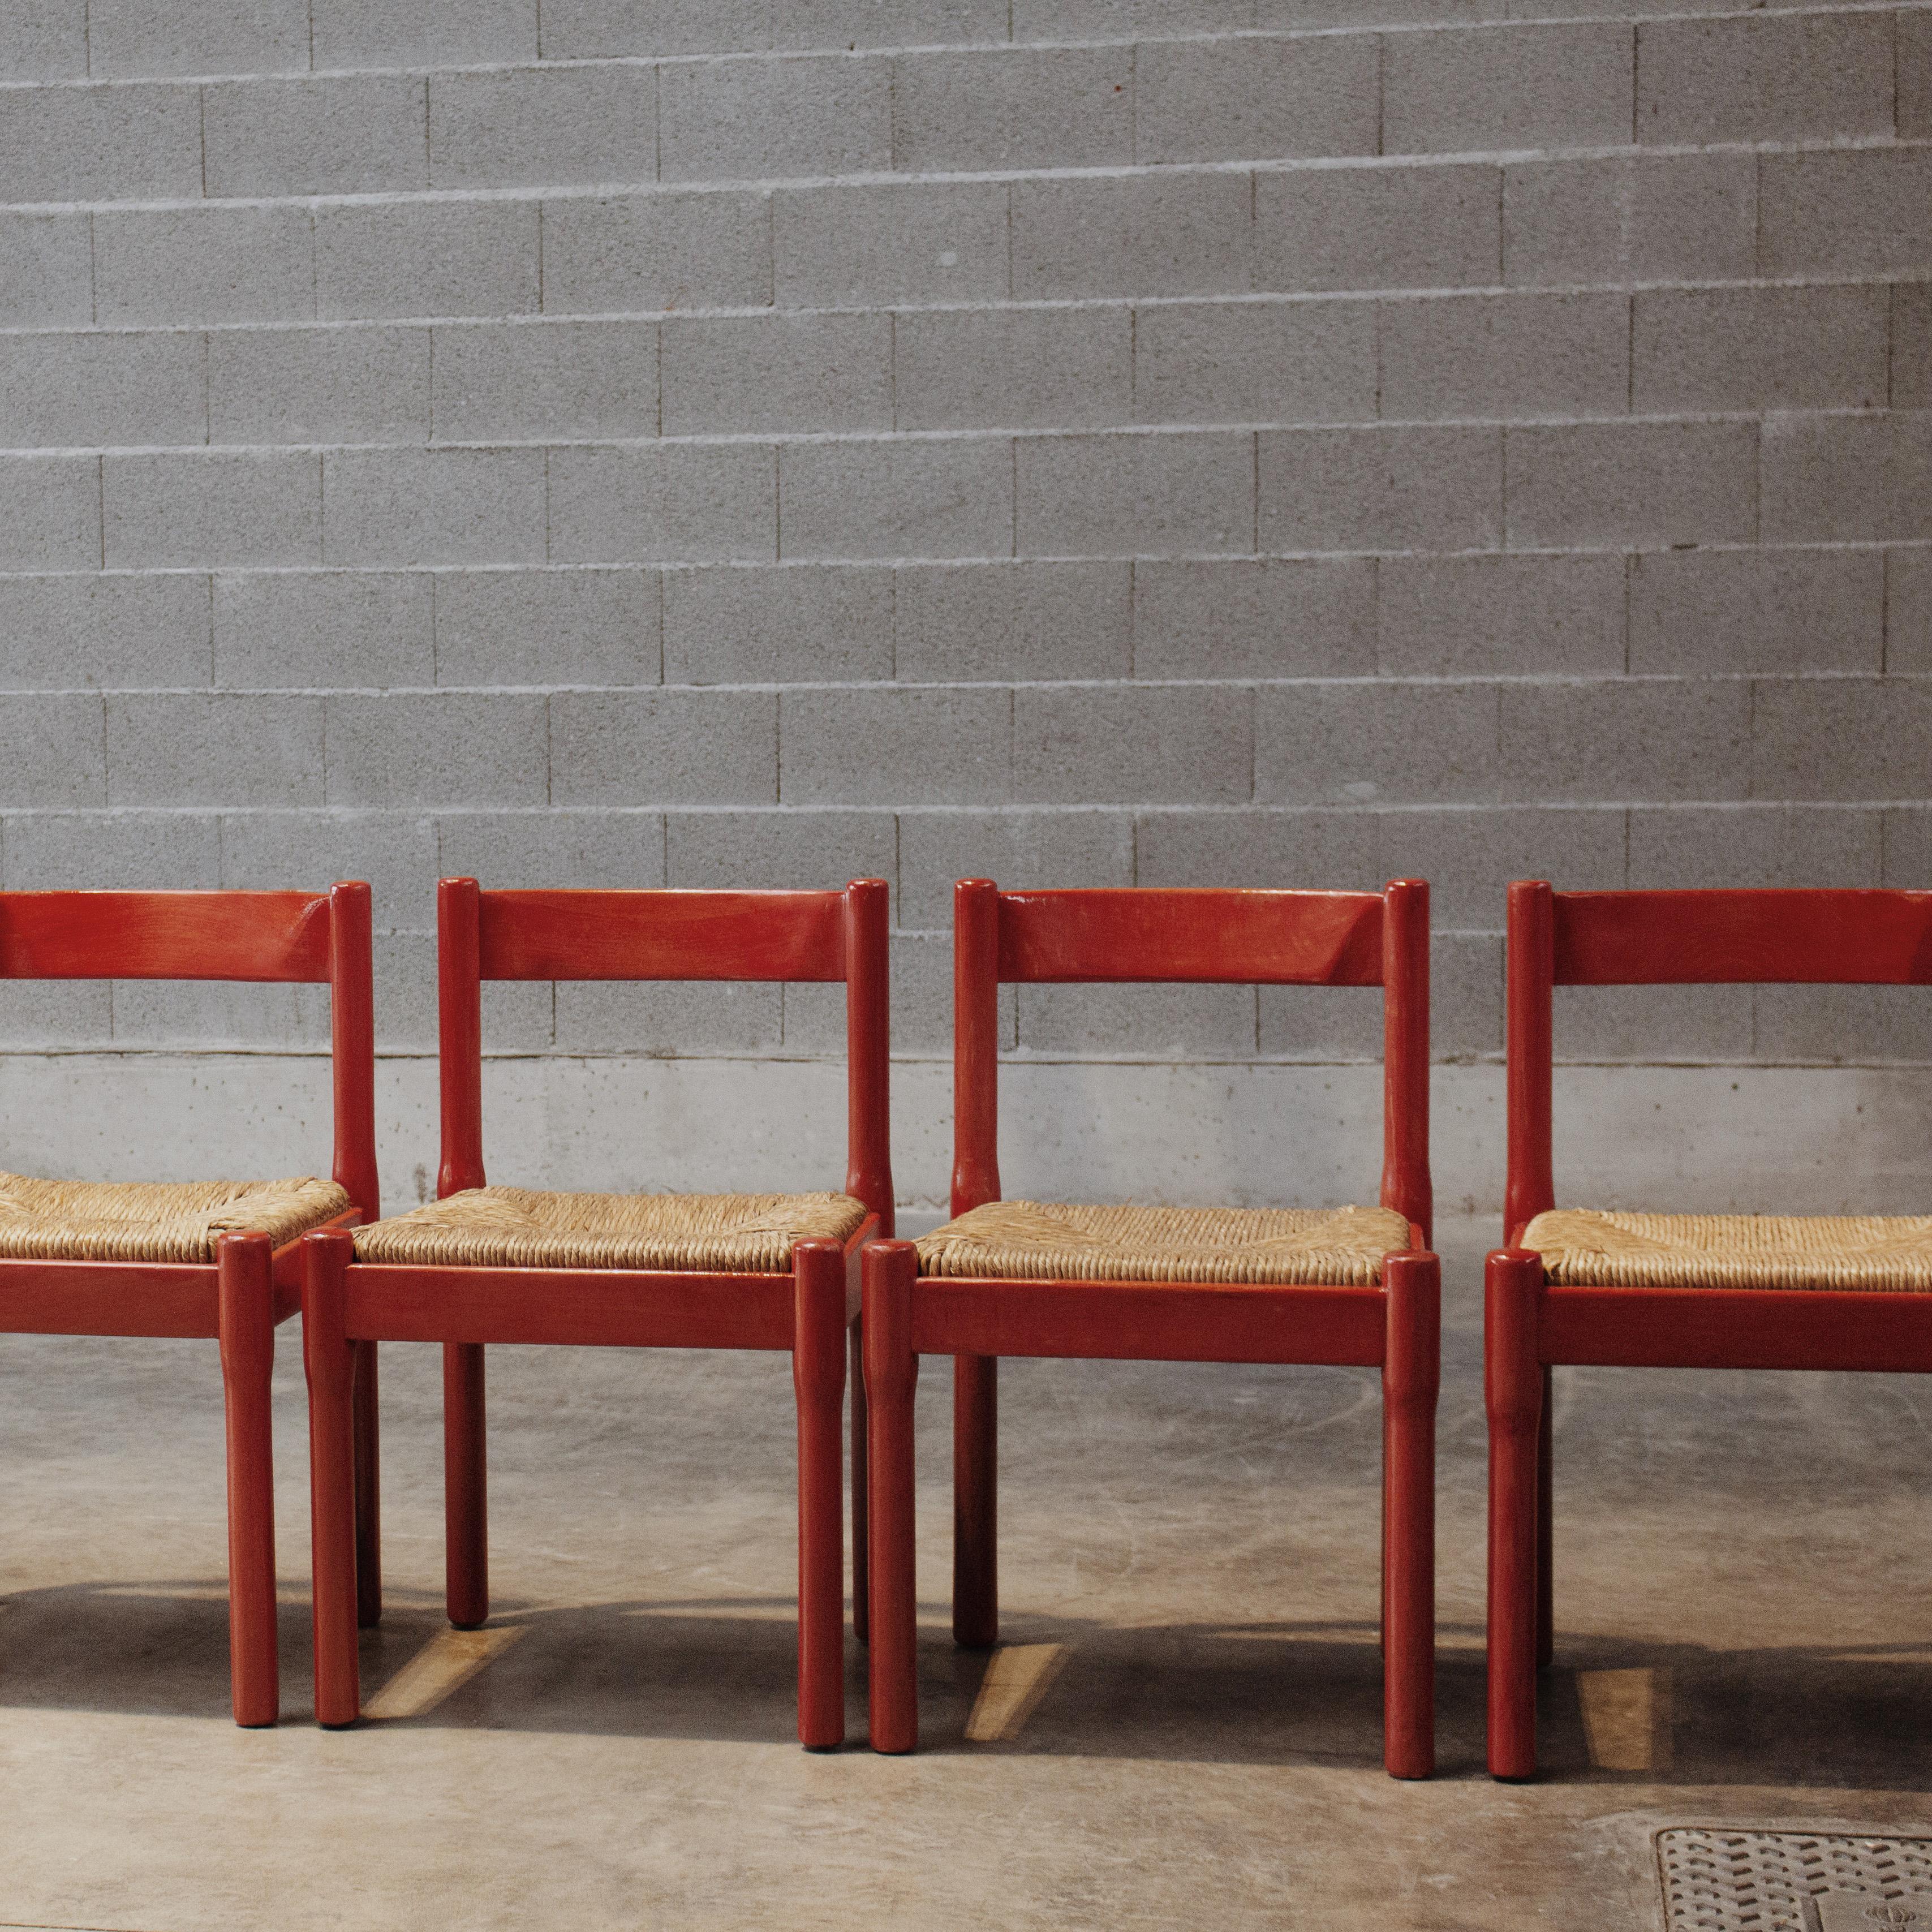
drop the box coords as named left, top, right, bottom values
left=435, top=878, right=893, bottom=1229
left=1505, top=880, right=1932, bottom=1236
left=950, top=880, right=1432, bottom=1240
left=0, top=885, right=379, bottom=1221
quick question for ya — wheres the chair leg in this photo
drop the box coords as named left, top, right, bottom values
left=303, top=1229, right=360, bottom=1727
left=850, top=1319, right=870, bottom=1648
left=353, top=1338, right=382, bottom=1629
left=1537, top=1365, right=1555, bottom=1670
left=1382, top=1250, right=1439, bottom=1779
left=1486, top=1249, right=1544, bottom=1780
left=443, top=1341, right=488, bottom=1630
left=794, top=1242, right=847, bottom=1749
left=864, top=1241, right=920, bottom=1754
left=953, top=1352, right=997, bottom=1650
left=217, top=1230, right=278, bottom=1728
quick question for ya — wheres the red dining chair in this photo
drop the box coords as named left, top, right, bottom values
left=0, top=885, right=378, bottom=1726
left=1486, top=880, right=1932, bottom=1779
left=303, top=876, right=892, bottom=1746
left=862, top=879, right=1438, bottom=1772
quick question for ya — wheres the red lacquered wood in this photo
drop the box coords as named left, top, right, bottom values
left=952, top=1353, right=997, bottom=1650
left=850, top=1320, right=869, bottom=1647
left=328, top=882, right=380, bottom=1224
left=304, top=1229, right=360, bottom=1727
left=1380, top=879, right=1432, bottom=1243
left=795, top=1240, right=848, bottom=1748
left=0, top=889, right=331, bottom=983
left=844, top=879, right=894, bottom=1230
left=437, top=878, right=487, bottom=1199
left=444, top=1341, right=488, bottom=1630
left=1537, top=1369, right=1554, bottom=1671
left=1505, top=881, right=1556, bottom=1240
left=863, top=1240, right=919, bottom=1755
left=0, top=1262, right=218, bottom=1336
left=1552, top=887, right=1932, bottom=987
left=1382, top=1249, right=1439, bottom=1779
left=353, top=1339, right=382, bottom=1629
left=217, top=1230, right=278, bottom=1728
left=951, top=880, right=1002, bottom=1219
left=996, top=888, right=1384, bottom=987
left=1486, top=1250, right=1543, bottom=1780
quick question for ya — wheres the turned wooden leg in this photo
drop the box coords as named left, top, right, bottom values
left=1486, top=1249, right=1544, bottom=1780
left=353, top=1338, right=382, bottom=1630
left=1537, top=1365, right=1555, bottom=1671
left=864, top=1241, right=919, bottom=1754
left=1382, top=1250, right=1440, bottom=1780
left=303, top=1229, right=360, bottom=1727
left=217, top=1230, right=278, bottom=1728
left=850, top=1319, right=870, bottom=1648
left=794, top=1242, right=847, bottom=1749
left=443, top=1341, right=488, bottom=1630
left=952, top=1352, right=997, bottom=1650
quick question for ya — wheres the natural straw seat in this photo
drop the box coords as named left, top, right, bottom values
left=1524, top=1208, right=1932, bottom=1292
left=352, top=1186, right=869, bottom=1273
left=0, top=1172, right=351, bottom=1264
left=916, top=1200, right=1413, bottom=1286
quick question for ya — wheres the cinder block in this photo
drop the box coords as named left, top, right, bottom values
left=1132, top=301, right=1374, bottom=427
left=1497, top=677, right=1751, bottom=803
left=1628, top=805, right=1881, bottom=889
left=431, top=66, right=656, bottom=192
left=1883, top=806, right=1932, bottom=885
left=896, top=560, right=1131, bottom=682
left=375, top=930, right=469, bottom=1050
left=0, top=214, right=92, bottom=328
left=322, top=449, right=547, bottom=567
left=436, top=808, right=665, bottom=888
left=432, top=322, right=657, bottom=442
left=0, top=82, right=199, bottom=200
left=1633, top=285, right=1889, bottom=414
left=105, top=452, right=322, bottom=569
left=1255, top=165, right=1499, bottom=294
left=1750, top=676, right=1932, bottom=803
left=780, top=439, right=1011, bottom=561
left=311, top=0, right=537, bottom=66
left=213, top=571, right=435, bottom=689
left=1369, top=807, right=1628, bottom=927
left=664, top=810, right=897, bottom=892
left=1554, top=980, right=1750, bottom=1064
left=0, top=332, right=205, bottom=450
left=660, top=54, right=890, bottom=181
left=1504, top=421, right=1756, bottom=549
left=105, top=694, right=322, bottom=806
left=1504, top=154, right=1755, bottom=286
left=1016, top=431, right=1253, bottom=557
left=316, top=202, right=540, bottom=321
left=1019, top=982, right=1259, bottom=1058
left=6, top=812, right=220, bottom=889
left=0, top=696, right=106, bottom=805
left=778, top=687, right=1008, bottom=806
left=662, top=565, right=891, bottom=683
left=110, top=980, right=322, bottom=1049
left=0, top=457, right=98, bottom=571
left=549, top=444, right=777, bottom=564
left=774, top=183, right=1004, bottom=307
left=95, top=208, right=314, bottom=328
left=551, top=689, right=778, bottom=804
left=1759, top=150, right=1932, bottom=277
left=1761, top=415, right=1932, bottom=544
left=895, top=308, right=1133, bottom=432
left=1013, top=174, right=1250, bottom=300
left=661, top=313, right=890, bottom=435
left=435, top=568, right=660, bottom=686
left=1016, top=0, right=1255, bottom=32
left=0, top=976, right=110, bottom=1044
left=1258, top=0, right=1462, bottom=21
left=888, top=926, right=997, bottom=1053
left=542, top=0, right=1004, bottom=57
left=1903, top=7, right=1932, bottom=139
left=0, top=575, right=210, bottom=689
left=85, top=0, right=307, bottom=73
left=1376, top=554, right=1624, bottom=677
left=1135, top=32, right=1378, bottom=165
left=556, top=980, right=781, bottom=1056
left=1637, top=11, right=1894, bottom=145
left=1255, top=682, right=1500, bottom=806
left=896, top=809, right=1131, bottom=928
left=1888, top=549, right=1932, bottom=673
left=543, top=193, right=772, bottom=313
left=1384, top=23, right=1633, bottom=154
left=1628, top=549, right=1883, bottom=676
left=1378, top=293, right=1629, bottom=421
left=1133, top=557, right=1375, bottom=679
left=1258, top=427, right=1503, bottom=553
left=204, top=76, right=428, bottom=197
left=892, top=46, right=1133, bottom=173
left=0, top=1, right=85, bottom=80
left=1131, top=808, right=1380, bottom=894
left=1262, top=932, right=1498, bottom=1061
left=221, top=809, right=441, bottom=917
left=324, top=694, right=549, bottom=806
left=1897, top=285, right=1932, bottom=410
left=1013, top=685, right=1253, bottom=805
left=1753, top=982, right=1932, bottom=1066
left=209, top=327, right=432, bottom=445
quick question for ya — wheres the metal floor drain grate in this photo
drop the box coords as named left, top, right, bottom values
left=1659, top=1830, right=1932, bottom=1930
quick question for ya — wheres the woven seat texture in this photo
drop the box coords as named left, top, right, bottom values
left=1524, top=1209, right=1932, bottom=1292
left=0, top=1172, right=350, bottom=1263
left=916, top=1200, right=1412, bottom=1285
left=352, top=1186, right=868, bottom=1273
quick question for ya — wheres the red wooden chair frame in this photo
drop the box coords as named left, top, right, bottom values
left=0, top=884, right=378, bottom=1726
left=863, top=879, right=1439, bottom=1773
left=303, top=876, right=892, bottom=1747
left=1487, top=881, right=1932, bottom=1778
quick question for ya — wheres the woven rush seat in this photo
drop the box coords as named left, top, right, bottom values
left=0, top=1172, right=350, bottom=1264
left=1524, top=1209, right=1932, bottom=1292
left=352, top=1186, right=868, bottom=1273
left=915, top=1200, right=1413, bottom=1286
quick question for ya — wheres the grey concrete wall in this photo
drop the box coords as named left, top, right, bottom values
left=0, top=1, right=1925, bottom=1215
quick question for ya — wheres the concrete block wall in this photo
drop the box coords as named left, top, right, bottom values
left=0, top=1, right=1926, bottom=1215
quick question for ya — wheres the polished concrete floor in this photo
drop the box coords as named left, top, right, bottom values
left=2, top=1219, right=1930, bottom=1930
